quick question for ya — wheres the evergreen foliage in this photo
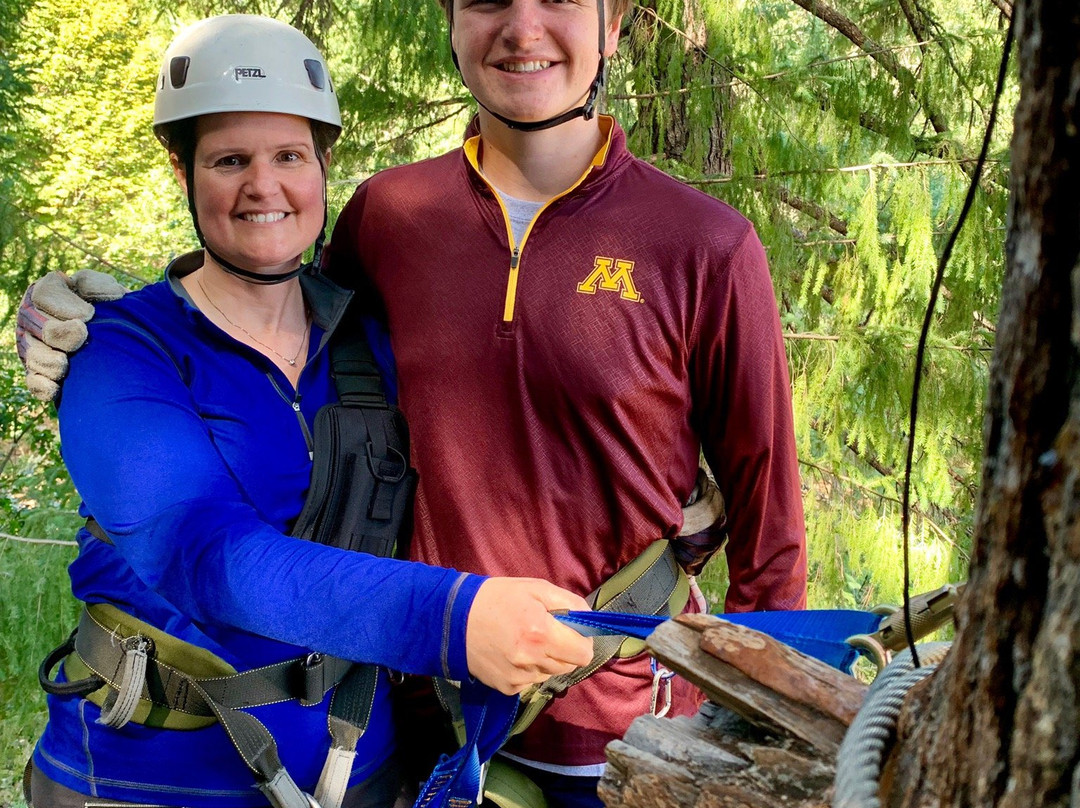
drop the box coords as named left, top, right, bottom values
left=0, top=0, right=1014, bottom=800
left=608, top=0, right=1009, bottom=609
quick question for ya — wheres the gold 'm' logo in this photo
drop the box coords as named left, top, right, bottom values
left=576, top=257, right=642, bottom=302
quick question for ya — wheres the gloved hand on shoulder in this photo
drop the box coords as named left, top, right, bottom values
left=16, top=269, right=130, bottom=401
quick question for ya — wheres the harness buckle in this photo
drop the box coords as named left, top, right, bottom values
left=121, top=634, right=154, bottom=656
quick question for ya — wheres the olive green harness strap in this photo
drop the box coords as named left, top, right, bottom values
left=434, top=538, right=691, bottom=757
left=41, top=603, right=376, bottom=808
left=494, top=474, right=726, bottom=741
left=508, top=538, right=690, bottom=736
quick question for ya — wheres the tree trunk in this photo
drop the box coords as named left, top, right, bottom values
left=884, top=2, right=1080, bottom=806
left=625, top=0, right=731, bottom=175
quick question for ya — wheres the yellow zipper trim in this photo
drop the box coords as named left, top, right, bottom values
left=463, top=116, right=616, bottom=324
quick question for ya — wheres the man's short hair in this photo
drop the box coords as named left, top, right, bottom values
left=436, top=0, right=632, bottom=24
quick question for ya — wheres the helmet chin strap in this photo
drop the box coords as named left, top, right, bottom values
left=184, top=153, right=328, bottom=286
left=451, top=0, right=608, bottom=133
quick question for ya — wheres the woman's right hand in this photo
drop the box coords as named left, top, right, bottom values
left=465, top=578, right=595, bottom=695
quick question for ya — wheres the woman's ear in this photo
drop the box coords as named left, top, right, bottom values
left=170, top=152, right=189, bottom=195
left=323, top=149, right=333, bottom=167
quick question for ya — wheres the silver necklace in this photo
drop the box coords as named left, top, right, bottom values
left=196, top=277, right=309, bottom=367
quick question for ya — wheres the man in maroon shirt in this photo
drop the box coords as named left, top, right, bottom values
left=321, top=1, right=808, bottom=805
left=18, top=2, right=807, bottom=806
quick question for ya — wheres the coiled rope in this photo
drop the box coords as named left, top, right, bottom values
left=832, top=643, right=952, bottom=808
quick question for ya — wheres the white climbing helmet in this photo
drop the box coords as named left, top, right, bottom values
left=153, top=14, right=341, bottom=146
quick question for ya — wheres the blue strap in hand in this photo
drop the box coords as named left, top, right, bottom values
left=555, top=609, right=883, bottom=672
left=416, top=608, right=883, bottom=808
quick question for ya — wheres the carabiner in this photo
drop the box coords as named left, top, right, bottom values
left=649, top=658, right=676, bottom=717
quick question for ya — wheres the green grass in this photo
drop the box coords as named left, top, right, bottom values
left=0, top=538, right=80, bottom=807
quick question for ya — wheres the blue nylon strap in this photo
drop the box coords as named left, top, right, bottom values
left=415, top=609, right=883, bottom=808
left=555, top=609, right=884, bottom=673
left=413, top=680, right=519, bottom=808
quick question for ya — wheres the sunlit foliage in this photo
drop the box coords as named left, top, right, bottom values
left=0, top=0, right=1014, bottom=800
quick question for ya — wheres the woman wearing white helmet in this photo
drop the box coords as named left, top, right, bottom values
left=26, top=15, right=592, bottom=808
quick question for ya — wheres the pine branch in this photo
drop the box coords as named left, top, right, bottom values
left=772, top=188, right=999, bottom=339
left=632, top=5, right=811, bottom=154
left=799, top=459, right=971, bottom=561
left=784, top=0, right=950, bottom=134
left=913, top=2, right=988, bottom=119
left=0, top=531, right=77, bottom=547
left=376, top=103, right=471, bottom=148
left=778, top=188, right=849, bottom=236
left=0, top=423, right=33, bottom=479
left=785, top=332, right=841, bottom=341
left=898, top=0, right=933, bottom=50
left=390, top=95, right=474, bottom=113
left=683, top=156, right=999, bottom=183
left=848, top=432, right=982, bottom=500
left=12, top=205, right=147, bottom=284
left=608, top=38, right=957, bottom=101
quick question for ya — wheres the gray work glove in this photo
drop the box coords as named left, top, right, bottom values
left=16, top=269, right=130, bottom=401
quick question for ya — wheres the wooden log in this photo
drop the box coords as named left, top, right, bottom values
left=600, top=702, right=835, bottom=808
left=696, top=619, right=866, bottom=726
left=645, top=616, right=865, bottom=755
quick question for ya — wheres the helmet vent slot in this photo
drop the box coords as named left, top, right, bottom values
left=169, top=56, right=190, bottom=89
left=304, top=59, right=325, bottom=90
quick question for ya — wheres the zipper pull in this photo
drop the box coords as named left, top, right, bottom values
left=510, top=249, right=520, bottom=270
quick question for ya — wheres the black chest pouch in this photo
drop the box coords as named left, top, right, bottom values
left=291, top=321, right=416, bottom=559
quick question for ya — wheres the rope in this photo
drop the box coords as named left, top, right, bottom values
left=832, top=642, right=952, bottom=808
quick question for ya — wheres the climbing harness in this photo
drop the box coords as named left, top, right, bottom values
left=37, top=310, right=415, bottom=808
left=431, top=472, right=726, bottom=808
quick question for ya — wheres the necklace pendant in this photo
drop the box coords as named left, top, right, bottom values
left=287, top=358, right=298, bottom=367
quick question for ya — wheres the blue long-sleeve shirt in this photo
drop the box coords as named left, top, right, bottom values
left=34, top=252, right=482, bottom=806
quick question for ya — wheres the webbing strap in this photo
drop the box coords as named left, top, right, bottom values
left=510, top=540, right=687, bottom=735
left=555, top=609, right=885, bottom=673
left=331, top=319, right=386, bottom=408
left=316, top=663, right=380, bottom=808
left=415, top=680, right=519, bottom=808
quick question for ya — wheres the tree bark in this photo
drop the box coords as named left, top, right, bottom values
left=626, top=0, right=731, bottom=175
left=884, top=2, right=1080, bottom=806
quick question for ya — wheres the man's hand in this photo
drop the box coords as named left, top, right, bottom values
left=16, top=269, right=129, bottom=401
left=466, top=578, right=594, bottom=695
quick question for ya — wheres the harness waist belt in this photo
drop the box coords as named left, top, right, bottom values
left=39, top=603, right=377, bottom=808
